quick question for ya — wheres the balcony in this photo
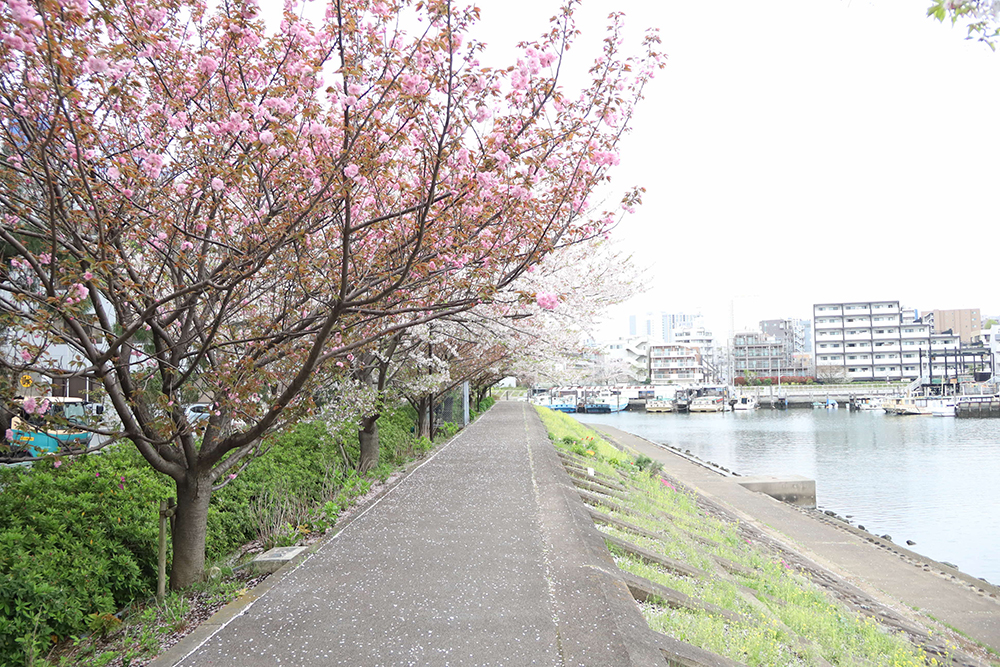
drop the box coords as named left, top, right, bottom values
left=871, top=302, right=900, bottom=313
left=901, top=328, right=929, bottom=339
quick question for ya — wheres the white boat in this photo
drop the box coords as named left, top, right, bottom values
left=584, top=390, right=627, bottom=414
left=733, top=395, right=758, bottom=411
left=646, top=399, right=675, bottom=413
left=852, top=397, right=884, bottom=412
left=930, top=398, right=957, bottom=417
left=689, top=396, right=727, bottom=413
left=884, top=396, right=956, bottom=417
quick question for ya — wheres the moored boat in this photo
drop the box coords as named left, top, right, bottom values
left=689, top=396, right=727, bottom=413
left=884, top=396, right=956, bottom=416
left=584, top=390, right=627, bottom=414
left=851, top=396, right=884, bottom=412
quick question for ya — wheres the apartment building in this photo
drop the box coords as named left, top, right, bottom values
left=602, top=336, right=651, bottom=383
left=648, top=344, right=705, bottom=385
left=732, top=330, right=800, bottom=377
left=673, top=322, right=715, bottom=360
left=927, top=308, right=981, bottom=344
left=760, top=318, right=810, bottom=354
left=813, top=301, right=967, bottom=381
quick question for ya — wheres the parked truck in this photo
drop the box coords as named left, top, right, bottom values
left=2, top=396, right=100, bottom=460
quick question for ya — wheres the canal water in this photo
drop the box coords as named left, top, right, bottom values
left=572, top=409, right=1000, bottom=584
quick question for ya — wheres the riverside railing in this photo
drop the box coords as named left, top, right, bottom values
left=732, top=383, right=904, bottom=399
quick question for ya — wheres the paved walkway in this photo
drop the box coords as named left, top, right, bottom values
left=155, top=402, right=660, bottom=666
left=589, top=423, right=1000, bottom=654
left=152, top=404, right=1000, bottom=666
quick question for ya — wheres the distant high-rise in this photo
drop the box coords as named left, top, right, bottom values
left=663, top=312, right=696, bottom=344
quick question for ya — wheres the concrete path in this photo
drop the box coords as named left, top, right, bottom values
left=156, top=402, right=661, bottom=666
left=588, top=423, right=1000, bottom=654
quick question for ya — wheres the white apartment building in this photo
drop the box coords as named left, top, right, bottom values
left=813, top=301, right=968, bottom=382
left=648, top=344, right=705, bottom=385
left=673, top=323, right=716, bottom=361
left=601, top=337, right=651, bottom=384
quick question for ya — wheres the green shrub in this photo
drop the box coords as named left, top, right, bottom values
left=0, top=404, right=429, bottom=666
left=0, top=449, right=172, bottom=664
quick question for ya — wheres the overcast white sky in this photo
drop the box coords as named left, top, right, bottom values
left=474, top=0, right=1000, bottom=338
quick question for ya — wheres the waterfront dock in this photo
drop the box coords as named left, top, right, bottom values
left=152, top=402, right=1000, bottom=666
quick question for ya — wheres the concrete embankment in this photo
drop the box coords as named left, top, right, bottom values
left=588, top=423, right=1000, bottom=655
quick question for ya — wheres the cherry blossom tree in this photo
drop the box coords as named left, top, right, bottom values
left=0, top=0, right=661, bottom=587
left=928, top=0, right=1000, bottom=44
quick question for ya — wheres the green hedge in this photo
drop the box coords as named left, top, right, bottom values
left=0, top=405, right=430, bottom=666
left=0, top=449, right=172, bottom=665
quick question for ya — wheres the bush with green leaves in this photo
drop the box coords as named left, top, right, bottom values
left=0, top=404, right=432, bottom=666
left=0, top=449, right=173, bottom=665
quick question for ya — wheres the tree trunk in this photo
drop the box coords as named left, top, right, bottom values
left=358, top=414, right=379, bottom=473
left=170, top=474, right=213, bottom=590
left=416, top=397, right=431, bottom=440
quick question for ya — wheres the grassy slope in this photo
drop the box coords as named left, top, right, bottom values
left=535, top=405, right=946, bottom=667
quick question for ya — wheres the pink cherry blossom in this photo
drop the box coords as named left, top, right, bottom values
left=536, top=292, right=559, bottom=310
left=86, top=56, right=109, bottom=73
left=211, top=178, right=225, bottom=192
left=259, top=130, right=275, bottom=145
left=344, top=164, right=360, bottom=178
left=198, top=55, right=219, bottom=76
left=23, top=396, right=49, bottom=414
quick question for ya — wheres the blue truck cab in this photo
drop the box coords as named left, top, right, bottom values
left=4, top=396, right=96, bottom=457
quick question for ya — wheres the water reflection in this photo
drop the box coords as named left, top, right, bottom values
left=573, top=409, right=1000, bottom=583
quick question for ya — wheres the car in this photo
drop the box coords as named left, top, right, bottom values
left=183, top=403, right=213, bottom=425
